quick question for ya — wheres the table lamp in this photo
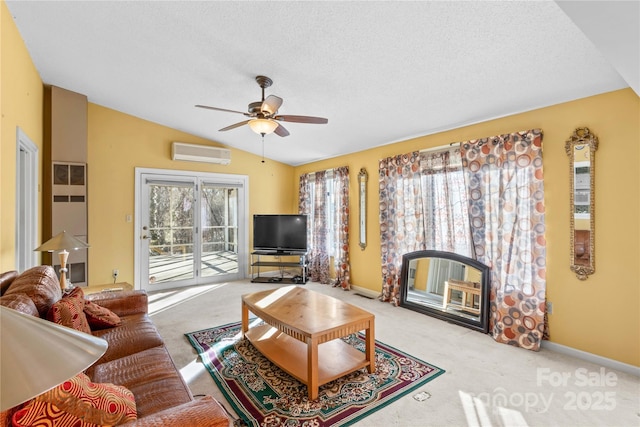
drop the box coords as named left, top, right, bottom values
left=34, top=231, right=89, bottom=290
left=0, top=306, right=108, bottom=411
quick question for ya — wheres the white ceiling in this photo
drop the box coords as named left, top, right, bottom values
left=6, top=1, right=638, bottom=166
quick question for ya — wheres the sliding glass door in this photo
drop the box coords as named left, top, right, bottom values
left=137, top=170, right=247, bottom=291
left=144, top=178, right=196, bottom=285
left=200, top=183, right=239, bottom=279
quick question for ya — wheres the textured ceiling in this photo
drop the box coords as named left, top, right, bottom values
left=6, top=1, right=637, bottom=166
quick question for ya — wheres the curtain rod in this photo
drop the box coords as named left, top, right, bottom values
left=420, top=142, right=460, bottom=153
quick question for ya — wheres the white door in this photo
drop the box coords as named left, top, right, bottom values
left=137, top=170, right=247, bottom=292
left=16, top=128, right=39, bottom=272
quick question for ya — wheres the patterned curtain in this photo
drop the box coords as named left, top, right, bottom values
left=420, top=148, right=474, bottom=257
left=298, top=173, right=311, bottom=222
left=379, top=152, right=425, bottom=305
left=308, top=171, right=330, bottom=283
left=333, top=166, right=352, bottom=290
left=298, top=168, right=351, bottom=287
left=460, top=129, right=546, bottom=351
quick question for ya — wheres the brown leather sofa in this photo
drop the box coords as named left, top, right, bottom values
left=0, top=266, right=232, bottom=426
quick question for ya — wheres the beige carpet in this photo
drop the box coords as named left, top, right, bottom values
left=149, top=279, right=639, bottom=426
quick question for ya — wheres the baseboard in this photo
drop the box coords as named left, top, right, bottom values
left=541, top=340, right=640, bottom=377
left=348, top=284, right=639, bottom=377
left=350, top=285, right=380, bottom=300
left=343, top=285, right=639, bottom=378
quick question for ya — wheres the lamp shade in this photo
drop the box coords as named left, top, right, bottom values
left=34, top=230, right=89, bottom=252
left=248, top=118, right=279, bottom=135
left=0, top=306, right=108, bottom=411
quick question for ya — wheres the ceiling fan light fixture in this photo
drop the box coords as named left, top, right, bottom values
left=248, top=118, right=279, bottom=135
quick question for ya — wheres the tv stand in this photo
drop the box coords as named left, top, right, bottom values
left=251, top=251, right=308, bottom=284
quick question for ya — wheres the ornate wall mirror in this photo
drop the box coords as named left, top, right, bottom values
left=565, top=127, right=598, bottom=280
left=399, top=250, right=490, bottom=333
left=358, top=168, right=368, bottom=250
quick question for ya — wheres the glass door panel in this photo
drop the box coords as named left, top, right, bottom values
left=201, top=185, right=239, bottom=278
left=145, top=180, right=195, bottom=288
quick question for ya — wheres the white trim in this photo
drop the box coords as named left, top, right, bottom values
left=15, top=128, right=39, bottom=272
left=134, top=167, right=249, bottom=291
left=541, top=340, right=640, bottom=377
left=350, top=285, right=380, bottom=299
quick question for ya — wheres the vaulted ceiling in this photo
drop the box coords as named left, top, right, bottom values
left=6, top=1, right=638, bottom=166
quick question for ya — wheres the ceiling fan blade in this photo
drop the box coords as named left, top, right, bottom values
left=274, top=123, right=290, bottom=137
left=219, top=120, right=250, bottom=132
left=196, top=105, right=249, bottom=116
left=274, top=115, right=328, bottom=124
left=261, top=95, right=283, bottom=115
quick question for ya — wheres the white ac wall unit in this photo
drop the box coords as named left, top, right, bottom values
left=172, top=142, right=231, bottom=165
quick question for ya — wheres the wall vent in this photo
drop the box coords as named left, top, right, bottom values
left=171, top=142, right=231, bottom=165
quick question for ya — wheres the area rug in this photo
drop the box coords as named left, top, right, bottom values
left=185, top=321, right=445, bottom=427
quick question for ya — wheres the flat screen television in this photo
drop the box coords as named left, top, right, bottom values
left=253, top=214, right=308, bottom=253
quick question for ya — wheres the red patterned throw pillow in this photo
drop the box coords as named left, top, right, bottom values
left=83, top=300, right=121, bottom=329
left=12, top=373, right=136, bottom=426
left=46, top=287, right=91, bottom=334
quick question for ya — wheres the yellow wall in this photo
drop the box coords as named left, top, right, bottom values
left=87, top=104, right=294, bottom=285
left=294, top=88, right=640, bottom=366
left=413, top=258, right=429, bottom=291
left=0, top=2, right=44, bottom=271
left=466, top=266, right=482, bottom=284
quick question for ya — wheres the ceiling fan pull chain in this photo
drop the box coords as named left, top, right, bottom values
left=261, top=135, right=265, bottom=163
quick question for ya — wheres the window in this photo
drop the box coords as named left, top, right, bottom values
left=379, top=147, right=473, bottom=304
left=299, top=167, right=351, bottom=287
left=419, top=148, right=473, bottom=257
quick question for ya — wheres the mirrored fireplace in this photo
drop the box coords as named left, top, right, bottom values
left=399, top=250, right=490, bottom=333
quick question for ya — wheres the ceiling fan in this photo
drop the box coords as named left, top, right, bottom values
left=196, top=75, right=328, bottom=137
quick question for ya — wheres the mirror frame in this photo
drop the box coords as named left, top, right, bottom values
left=358, top=168, right=368, bottom=250
left=399, top=250, right=491, bottom=333
left=565, top=127, right=598, bottom=280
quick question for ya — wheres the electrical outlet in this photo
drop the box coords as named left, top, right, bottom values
left=112, top=269, right=119, bottom=280
left=413, top=391, right=431, bottom=401
left=547, top=301, right=553, bottom=314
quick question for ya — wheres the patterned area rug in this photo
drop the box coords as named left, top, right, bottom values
left=185, top=321, right=445, bottom=427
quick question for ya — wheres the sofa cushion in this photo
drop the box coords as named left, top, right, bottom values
left=0, top=270, right=18, bottom=296
left=4, top=266, right=61, bottom=317
left=90, top=346, right=192, bottom=418
left=86, top=290, right=148, bottom=317
left=125, top=396, right=231, bottom=427
left=47, top=287, right=91, bottom=334
left=90, top=314, right=164, bottom=366
left=0, top=293, right=39, bottom=317
left=84, top=300, right=121, bottom=329
left=12, top=373, right=136, bottom=426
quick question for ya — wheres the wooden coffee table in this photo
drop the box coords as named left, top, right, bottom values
left=241, top=285, right=375, bottom=400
